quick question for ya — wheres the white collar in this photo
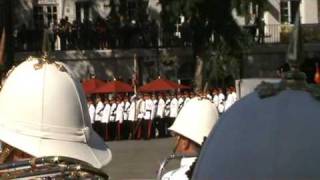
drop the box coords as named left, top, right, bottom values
left=180, top=157, right=197, bottom=167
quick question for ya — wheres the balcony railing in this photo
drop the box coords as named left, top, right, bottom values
left=243, top=23, right=320, bottom=44
left=13, top=23, right=320, bottom=52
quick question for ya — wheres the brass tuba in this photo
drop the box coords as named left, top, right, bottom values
left=0, top=156, right=109, bottom=179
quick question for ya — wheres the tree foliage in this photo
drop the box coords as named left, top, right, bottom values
left=161, top=0, right=244, bottom=51
left=160, top=0, right=247, bottom=89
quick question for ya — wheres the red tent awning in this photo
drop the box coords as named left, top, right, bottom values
left=139, top=78, right=190, bottom=92
left=82, top=78, right=105, bottom=94
left=94, top=80, right=133, bottom=93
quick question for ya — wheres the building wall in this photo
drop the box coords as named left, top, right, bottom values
left=301, top=0, right=319, bottom=23
left=264, top=0, right=281, bottom=25
left=14, top=48, right=193, bottom=83
left=264, top=0, right=319, bottom=25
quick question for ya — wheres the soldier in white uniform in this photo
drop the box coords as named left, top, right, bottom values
left=115, top=97, right=124, bottom=140
left=122, top=96, right=131, bottom=139
left=159, top=98, right=219, bottom=180
left=164, top=94, right=171, bottom=137
left=0, top=57, right=111, bottom=176
left=108, top=98, right=117, bottom=141
left=224, top=88, right=232, bottom=111
left=156, top=93, right=166, bottom=138
left=87, top=98, right=95, bottom=125
left=169, top=94, right=179, bottom=127
left=128, top=96, right=136, bottom=139
left=177, top=92, right=185, bottom=113
left=218, top=88, right=225, bottom=103
left=102, top=98, right=111, bottom=141
left=212, top=89, right=219, bottom=107
left=183, top=92, right=191, bottom=105
left=94, top=96, right=104, bottom=138
left=231, top=86, right=237, bottom=103
left=135, top=94, right=145, bottom=139
left=206, top=90, right=212, bottom=101
left=143, top=93, right=154, bottom=139
left=151, top=94, right=158, bottom=137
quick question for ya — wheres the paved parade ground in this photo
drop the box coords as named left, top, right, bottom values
left=103, top=137, right=178, bottom=180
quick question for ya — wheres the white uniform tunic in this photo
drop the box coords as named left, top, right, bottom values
left=224, top=93, right=234, bottom=111
left=184, top=97, right=191, bottom=105
left=137, top=99, right=145, bottom=119
left=213, top=95, right=219, bottom=107
left=94, top=101, right=104, bottom=122
left=88, top=103, right=95, bottom=124
left=101, top=103, right=111, bottom=123
left=161, top=157, right=196, bottom=180
left=218, top=93, right=225, bottom=104
left=231, top=91, right=237, bottom=102
left=115, top=102, right=124, bottom=123
left=206, top=94, right=212, bottom=101
left=123, top=101, right=131, bottom=121
left=164, top=99, right=171, bottom=117
left=218, top=102, right=225, bottom=114
left=152, top=99, right=158, bottom=120
left=169, top=98, right=179, bottom=118
left=128, top=101, right=136, bottom=121
left=178, top=97, right=184, bottom=112
left=157, top=98, right=165, bottom=118
left=144, top=99, right=154, bottom=120
left=109, top=103, right=117, bottom=122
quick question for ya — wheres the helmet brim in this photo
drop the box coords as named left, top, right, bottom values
left=0, top=126, right=111, bottom=169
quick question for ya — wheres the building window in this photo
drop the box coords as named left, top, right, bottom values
left=127, top=1, right=137, bottom=20
left=46, top=6, right=57, bottom=24
left=280, top=0, right=300, bottom=24
left=33, top=6, right=44, bottom=27
left=33, top=5, right=57, bottom=27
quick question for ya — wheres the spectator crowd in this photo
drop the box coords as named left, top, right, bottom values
left=15, top=16, right=159, bottom=51
left=87, top=87, right=237, bottom=141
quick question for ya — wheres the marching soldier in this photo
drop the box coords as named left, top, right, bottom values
left=218, top=88, right=225, bottom=103
left=230, top=86, right=237, bottom=102
left=224, top=88, right=233, bottom=111
left=0, top=57, right=111, bottom=174
left=151, top=94, right=158, bottom=137
left=169, top=94, right=178, bottom=127
left=156, top=93, right=166, bottom=138
left=87, top=97, right=96, bottom=125
left=123, top=96, right=131, bottom=139
left=102, top=98, right=111, bottom=141
left=212, top=89, right=219, bottom=107
left=206, top=90, right=212, bottom=100
left=164, top=93, right=171, bottom=137
left=143, top=93, right=154, bottom=139
left=159, top=98, right=219, bottom=180
left=183, top=91, right=191, bottom=105
left=128, top=95, right=136, bottom=139
left=115, top=97, right=124, bottom=140
left=94, top=96, right=104, bottom=138
left=109, top=98, right=117, bottom=141
left=177, top=92, right=185, bottom=113
left=135, top=94, right=145, bottom=139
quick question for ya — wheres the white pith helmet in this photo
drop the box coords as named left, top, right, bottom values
left=0, top=57, right=111, bottom=168
left=169, top=98, right=219, bottom=145
left=193, top=90, right=320, bottom=179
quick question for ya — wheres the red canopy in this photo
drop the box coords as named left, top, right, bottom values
left=139, top=78, right=190, bottom=92
left=82, top=78, right=105, bottom=94
left=94, top=80, right=133, bottom=93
